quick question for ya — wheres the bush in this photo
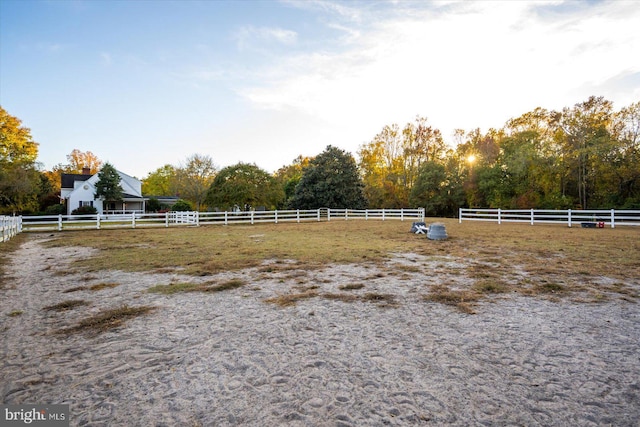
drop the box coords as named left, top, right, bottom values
left=146, top=197, right=162, bottom=212
left=45, top=204, right=66, bottom=215
left=171, top=199, right=193, bottom=211
left=71, top=205, right=98, bottom=215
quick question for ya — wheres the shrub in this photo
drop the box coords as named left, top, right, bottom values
left=71, top=205, right=98, bottom=215
left=171, top=199, right=193, bottom=211
left=45, top=204, right=66, bottom=215
left=146, top=197, right=162, bottom=212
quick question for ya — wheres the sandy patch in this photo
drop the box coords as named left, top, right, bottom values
left=1, top=234, right=639, bottom=426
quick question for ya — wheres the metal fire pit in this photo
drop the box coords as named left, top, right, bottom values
left=410, top=222, right=428, bottom=234
left=427, top=223, right=448, bottom=240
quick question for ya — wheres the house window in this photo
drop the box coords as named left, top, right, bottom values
left=80, top=201, right=93, bottom=207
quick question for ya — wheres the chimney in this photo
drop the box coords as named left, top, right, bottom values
left=82, top=167, right=91, bottom=175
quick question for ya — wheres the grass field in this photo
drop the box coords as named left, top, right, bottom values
left=3, top=218, right=639, bottom=313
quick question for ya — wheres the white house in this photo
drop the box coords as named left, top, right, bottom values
left=61, top=167, right=145, bottom=215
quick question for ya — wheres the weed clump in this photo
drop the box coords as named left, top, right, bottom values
left=148, top=279, right=246, bottom=295
left=43, top=299, right=89, bottom=311
left=423, top=286, right=481, bottom=314
left=57, top=305, right=156, bottom=335
left=89, top=282, right=120, bottom=291
left=339, top=283, right=365, bottom=291
left=265, top=291, right=319, bottom=307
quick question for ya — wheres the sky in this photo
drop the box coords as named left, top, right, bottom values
left=1, top=0, right=639, bottom=179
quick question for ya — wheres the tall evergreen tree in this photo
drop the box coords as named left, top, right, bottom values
left=289, top=146, right=367, bottom=209
left=94, top=163, right=123, bottom=203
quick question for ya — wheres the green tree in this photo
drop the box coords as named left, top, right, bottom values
left=94, top=163, right=123, bottom=204
left=408, top=161, right=461, bottom=216
left=206, top=162, right=284, bottom=210
left=358, top=117, right=447, bottom=208
left=0, top=107, right=40, bottom=214
left=142, top=164, right=178, bottom=196
left=174, top=154, right=217, bottom=211
left=0, top=161, right=41, bottom=214
left=289, top=146, right=367, bottom=209
left=274, top=155, right=312, bottom=208
left=0, top=106, right=38, bottom=164
left=552, top=96, right=614, bottom=208
left=608, top=101, right=640, bottom=207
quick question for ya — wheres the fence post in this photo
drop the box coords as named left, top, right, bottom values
left=401, top=208, right=404, bottom=221
left=132, top=212, right=136, bottom=228
left=498, top=208, right=502, bottom=225
left=345, top=209, right=348, bottom=220
left=58, top=214, right=62, bottom=231
left=382, top=209, right=386, bottom=221
left=297, top=209, right=300, bottom=223
left=611, top=209, right=615, bottom=229
left=251, top=210, right=254, bottom=225
left=97, top=214, right=101, bottom=230
left=195, top=211, right=200, bottom=226
left=275, top=210, right=278, bottom=224
left=328, top=208, right=331, bottom=222
left=568, top=209, right=572, bottom=228
left=165, top=212, right=169, bottom=227
left=530, top=209, right=534, bottom=225
left=459, top=208, right=462, bottom=223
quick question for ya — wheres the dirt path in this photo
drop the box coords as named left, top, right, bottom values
left=1, top=235, right=639, bottom=426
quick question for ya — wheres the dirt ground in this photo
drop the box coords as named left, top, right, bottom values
left=1, top=234, right=639, bottom=426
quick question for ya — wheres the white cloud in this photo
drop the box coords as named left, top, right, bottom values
left=234, top=26, right=298, bottom=50
left=238, top=0, right=640, bottom=144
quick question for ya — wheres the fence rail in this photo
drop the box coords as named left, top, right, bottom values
left=459, top=208, right=640, bottom=228
left=1, top=216, right=22, bottom=242
left=18, top=208, right=425, bottom=233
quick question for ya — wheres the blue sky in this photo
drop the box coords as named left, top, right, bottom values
left=1, top=0, right=639, bottom=178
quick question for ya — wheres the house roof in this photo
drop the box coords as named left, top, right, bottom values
left=123, top=193, right=144, bottom=199
left=61, top=173, right=91, bottom=188
left=61, top=168, right=143, bottom=199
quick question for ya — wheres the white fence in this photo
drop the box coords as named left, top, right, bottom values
left=459, top=208, right=640, bottom=228
left=1, top=216, right=22, bottom=242
left=18, top=208, right=425, bottom=233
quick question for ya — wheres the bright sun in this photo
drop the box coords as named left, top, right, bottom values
left=467, top=154, right=477, bottom=164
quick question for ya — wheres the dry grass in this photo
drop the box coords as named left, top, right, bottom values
left=339, top=283, right=365, bottom=291
left=423, top=285, right=482, bottom=314
left=63, top=286, right=88, bottom=293
left=89, top=282, right=120, bottom=291
left=57, top=305, right=156, bottom=335
left=264, top=291, right=319, bottom=307
left=16, top=219, right=640, bottom=312
left=40, top=222, right=412, bottom=275
left=43, top=299, right=89, bottom=311
left=148, top=278, right=246, bottom=295
left=0, top=234, right=26, bottom=288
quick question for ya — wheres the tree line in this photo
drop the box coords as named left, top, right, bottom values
left=1, top=96, right=638, bottom=216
